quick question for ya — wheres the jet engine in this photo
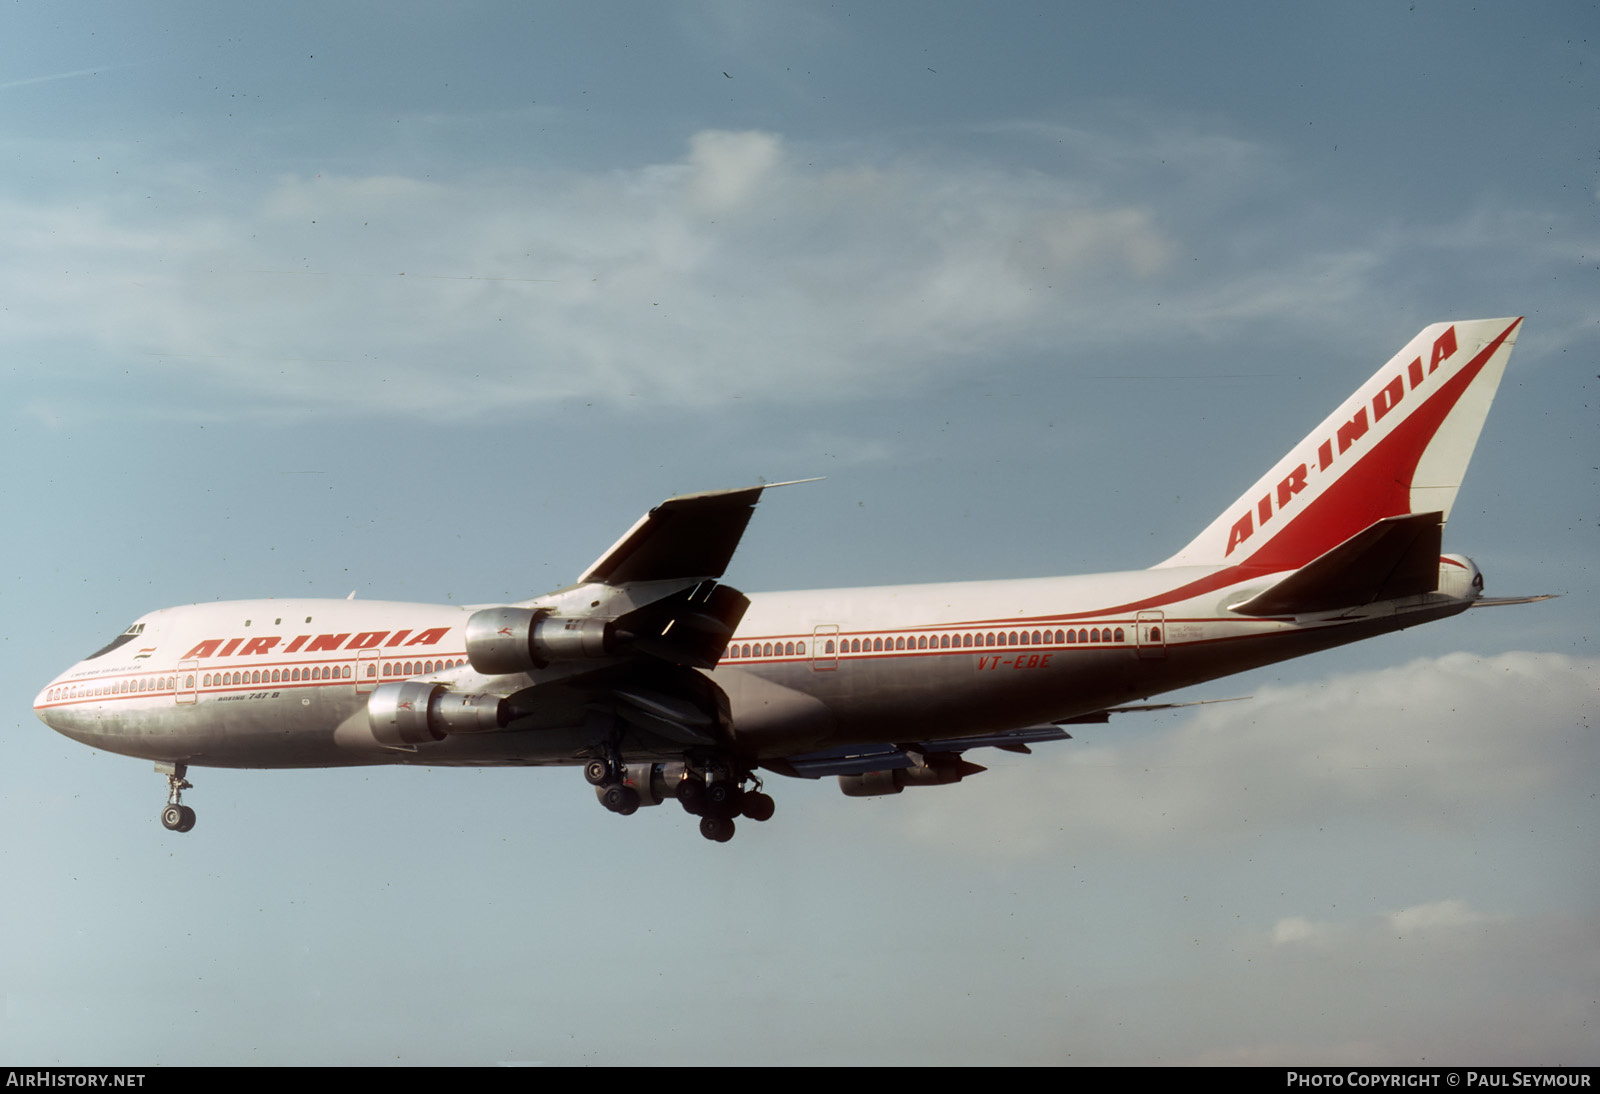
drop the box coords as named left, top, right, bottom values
left=837, top=754, right=987, bottom=797
left=465, top=581, right=750, bottom=676
left=464, top=607, right=619, bottom=675
left=367, top=681, right=508, bottom=747
left=611, top=761, right=692, bottom=807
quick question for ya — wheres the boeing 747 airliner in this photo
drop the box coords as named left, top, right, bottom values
left=35, top=318, right=1543, bottom=841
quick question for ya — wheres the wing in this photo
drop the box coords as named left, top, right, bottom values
left=772, top=725, right=1072, bottom=796
left=577, top=479, right=822, bottom=585
left=373, top=485, right=798, bottom=755
left=770, top=697, right=1247, bottom=796
left=577, top=485, right=766, bottom=585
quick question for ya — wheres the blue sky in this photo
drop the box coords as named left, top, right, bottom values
left=2, top=1, right=1596, bottom=1066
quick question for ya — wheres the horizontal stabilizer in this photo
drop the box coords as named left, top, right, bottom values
left=1229, top=512, right=1442, bottom=616
left=1055, top=696, right=1249, bottom=724
left=1471, top=594, right=1561, bottom=608
left=779, top=725, right=1072, bottom=778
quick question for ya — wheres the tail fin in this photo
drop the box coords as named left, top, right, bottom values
left=1156, top=318, right=1522, bottom=572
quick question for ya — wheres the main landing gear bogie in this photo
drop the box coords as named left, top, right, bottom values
left=586, top=756, right=776, bottom=842
left=689, top=785, right=774, bottom=843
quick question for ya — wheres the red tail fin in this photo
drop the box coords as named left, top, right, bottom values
left=1157, top=318, right=1522, bottom=572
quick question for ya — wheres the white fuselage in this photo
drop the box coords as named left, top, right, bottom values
left=33, top=561, right=1477, bottom=774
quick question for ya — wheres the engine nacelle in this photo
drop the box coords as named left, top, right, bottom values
left=464, top=607, right=617, bottom=675
left=367, top=681, right=508, bottom=747
left=837, top=754, right=987, bottom=797
left=594, top=761, right=692, bottom=808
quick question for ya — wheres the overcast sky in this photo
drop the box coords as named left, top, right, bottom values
left=2, top=1, right=1595, bottom=1066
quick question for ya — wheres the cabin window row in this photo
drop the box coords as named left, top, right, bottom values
left=48, top=677, right=177, bottom=700
left=50, top=658, right=476, bottom=700
left=204, top=665, right=352, bottom=686
left=380, top=659, right=466, bottom=676
left=722, top=627, right=1126, bottom=660
left=199, top=658, right=470, bottom=687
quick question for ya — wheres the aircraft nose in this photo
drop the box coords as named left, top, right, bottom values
left=34, top=684, right=60, bottom=727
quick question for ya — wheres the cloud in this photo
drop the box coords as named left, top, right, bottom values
left=0, top=128, right=1186, bottom=419
left=881, top=651, right=1598, bottom=856
left=685, top=130, right=784, bottom=211
left=1194, top=904, right=1599, bottom=1065
left=1271, top=915, right=1333, bottom=946
left=3, top=122, right=1589, bottom=422
left=1387, top=899, right=1485, bottom=933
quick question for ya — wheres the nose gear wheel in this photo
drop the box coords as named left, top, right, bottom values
left=157, top=762, right=196, bottom=833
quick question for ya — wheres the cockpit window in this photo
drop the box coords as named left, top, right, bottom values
left=85, top=622, right=145, bottom=660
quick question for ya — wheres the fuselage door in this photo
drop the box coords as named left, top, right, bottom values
left=355, top=647, right=381, bottom=693
left=812, top=624, right=839, bottom=671
left=176, top=659, right=198, bottom=704
left=1136, top=611, right=1166, bottom=659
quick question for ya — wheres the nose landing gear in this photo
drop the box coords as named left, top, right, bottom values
left=157, top=761, right=196, bottom=833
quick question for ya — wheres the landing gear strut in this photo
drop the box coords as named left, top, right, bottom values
left=157, top=761, right=196, bottom=833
